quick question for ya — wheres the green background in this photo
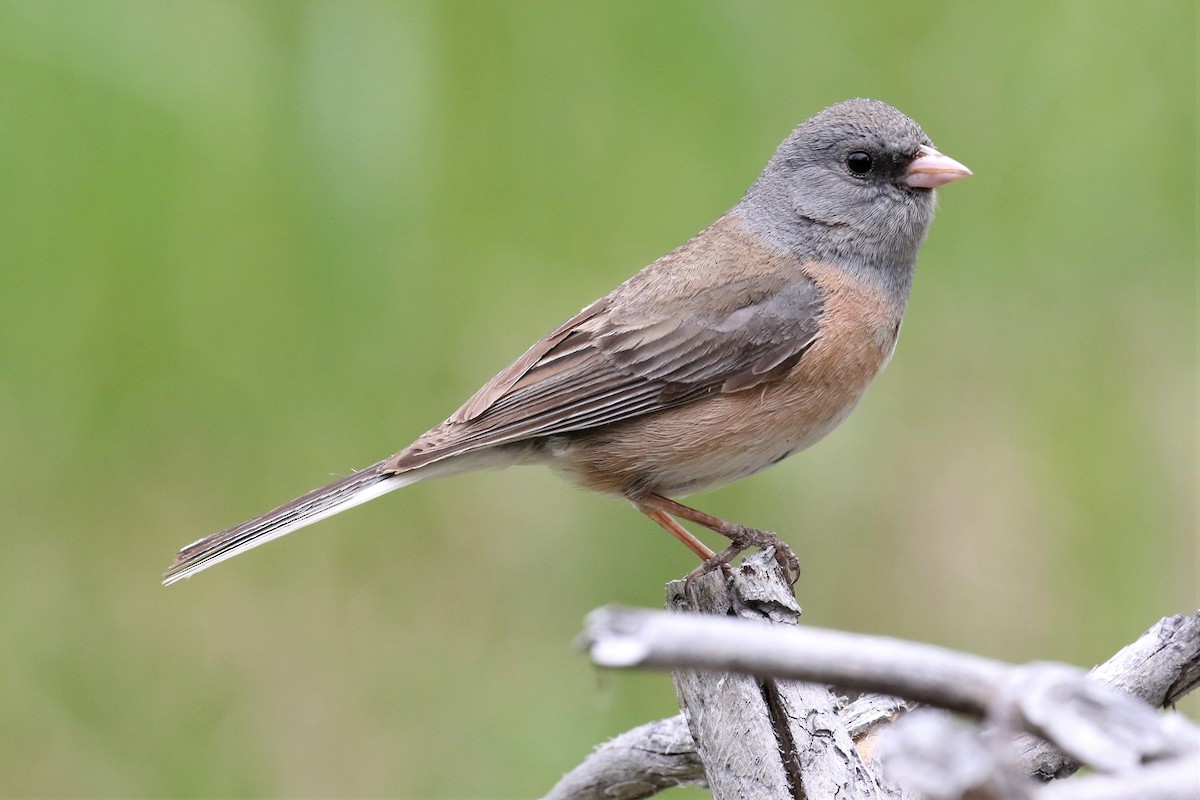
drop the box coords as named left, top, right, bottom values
left=0, top=1, right=1195, bottom=797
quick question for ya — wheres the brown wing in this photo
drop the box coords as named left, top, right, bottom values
left=386, top=272, right=824, bottom=472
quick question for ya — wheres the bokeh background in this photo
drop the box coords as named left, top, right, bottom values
left=0, top=1, right=1195, bottom=797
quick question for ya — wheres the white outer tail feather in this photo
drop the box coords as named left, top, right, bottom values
left=162, top=472, right=419, bottom=585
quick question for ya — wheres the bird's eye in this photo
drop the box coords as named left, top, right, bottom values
left=846, top=151, right=873, bottom=175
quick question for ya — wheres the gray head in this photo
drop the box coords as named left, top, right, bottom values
left=738, top=99, right=970, bottom=285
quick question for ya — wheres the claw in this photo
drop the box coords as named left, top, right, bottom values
left=682, top=535, right=801, bottom=588
left=772, top=544, right=802, bottom=585
left=684, top=544, right=742, bottom=587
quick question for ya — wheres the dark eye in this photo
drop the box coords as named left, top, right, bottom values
left=846, top=151, right=873, bottom=175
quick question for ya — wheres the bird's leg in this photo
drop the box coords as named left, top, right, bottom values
left=638, top=507, right=716, bottom=561
left=635, top=493, right=800, bottom=584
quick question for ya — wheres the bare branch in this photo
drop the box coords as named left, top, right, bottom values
left=541, top=715, right=704, bottom=800
left=586, top=604, right=1011, bottom=716
left=542, top=695, right=913, bottom=800
left=663, top=555, right=895, bottom=799
left=877, top=710, right=1036, bottom=800
left=1036, top=752, right=1200, bottom=800
left=1016, top=612, right=1200, bottom=780
left=547, top=551, right=1200, bottom=800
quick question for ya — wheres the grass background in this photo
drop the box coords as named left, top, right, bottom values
left=0, top=1, right=1195, bottom=797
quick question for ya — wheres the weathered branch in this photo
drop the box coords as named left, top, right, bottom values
left=541, top=694, right=908, bottom=800
left=1015, top=612, right=1200, bottom=779
left=541, top=715, right=704, bottom=800
left=878, top=707, right=1200, bottom=800
left=664, top=555, right=894, bottom=799
left=588, top=604, right=1007, bottom=716
left=545, top=550, right=1200, bottom=800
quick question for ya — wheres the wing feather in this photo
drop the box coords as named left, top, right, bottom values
left=387, top=266, right=824, bottom=474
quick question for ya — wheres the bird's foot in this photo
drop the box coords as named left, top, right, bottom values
left=684, top=525, right=800, bottom=586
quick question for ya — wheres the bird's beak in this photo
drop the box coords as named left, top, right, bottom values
left=904, top=145, right=972, bottom=189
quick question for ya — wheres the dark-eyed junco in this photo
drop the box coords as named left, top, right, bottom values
left=164, top=98, right=970, bottom=585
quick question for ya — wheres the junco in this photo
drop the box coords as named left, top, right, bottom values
left=164, top=98, right=970, bottom=585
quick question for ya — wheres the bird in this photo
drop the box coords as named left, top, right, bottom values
left=163, top=98, right=970, bottom=586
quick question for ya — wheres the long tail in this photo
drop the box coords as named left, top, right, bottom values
left=163, top=458, right=417, bottom=585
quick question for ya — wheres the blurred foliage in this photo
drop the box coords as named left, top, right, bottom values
left=0, top=1, right=1195, bottom=797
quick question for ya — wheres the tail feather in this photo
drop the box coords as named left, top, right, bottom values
left=163, top=459, right=415, bottom=585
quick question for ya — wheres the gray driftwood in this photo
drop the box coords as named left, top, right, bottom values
left=540, top=715, right=705, bottom=800
left=665, top=555, right=893, bottom=799
left=545, top=551, right=1200, bottom=799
